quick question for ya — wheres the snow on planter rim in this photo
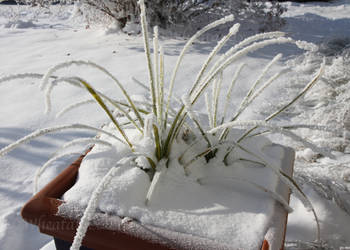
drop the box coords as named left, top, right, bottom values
left=60, top=123, right=289, bottom=249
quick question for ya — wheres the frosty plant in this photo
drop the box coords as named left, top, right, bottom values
left=0, top=0, right=340, bottom=249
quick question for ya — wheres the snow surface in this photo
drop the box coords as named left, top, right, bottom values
left=0, top=1, right=350, bottom=249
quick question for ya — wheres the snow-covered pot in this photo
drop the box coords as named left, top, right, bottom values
left=21, top=145, right=294, bottom=250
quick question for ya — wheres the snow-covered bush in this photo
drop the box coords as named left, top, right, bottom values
left=74, top=0, right=287, bottom=36
left=80, top=0, right=138, bottom=29
left=9, top=0, right=286, bottom=36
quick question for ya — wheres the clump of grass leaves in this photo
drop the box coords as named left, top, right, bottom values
left=0, top=0, right=340, bottom=249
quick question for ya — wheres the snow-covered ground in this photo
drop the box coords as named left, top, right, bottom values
left=0, top=1, right=349, bottom=249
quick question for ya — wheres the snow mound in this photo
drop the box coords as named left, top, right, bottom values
left=61, top=123, right=286, bottom=249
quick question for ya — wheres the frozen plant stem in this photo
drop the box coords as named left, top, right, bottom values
left=208, top=31, right=285, bottom=80
left=189, top=23, right=240, bottom=96
left=190, top=37, right=295, bottom=105
left=165, top=14, right=234, bottom=125
left=153, top=26, right=162, bottom=128
left=219, top=59, right=325, bottom=165
left=205, top=93, right=214, bottom=129
left=234, top=53, right=283, bottom=121
left=0, top=124, right=126, bottom=157
left=70, top=166, right=120, bottom=250
left=212, top=71, right=223, bottom=128
left=42, top=60, right=144, bottom=128
left=56, top=99, right=95, bottom=118
left=222, top=63, right=245, bottom=124
left=139, top=0, right=156, bottom=116
left=76, top=78, right=134, bottom=149
left=159, top=46, right=165, bottom=131
left=183, top=95, right=212, bottom=147
left=238, top=59, right=326, bottom=144
left=220, top=70, right=285, bottom=141
left=210, top=120, right=335, bottom=159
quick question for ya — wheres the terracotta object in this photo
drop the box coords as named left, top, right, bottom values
left=21, top=146, right=294, bottom=250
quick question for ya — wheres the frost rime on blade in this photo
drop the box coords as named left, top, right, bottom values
left=182, top=94, right=195, bottom=121
left=209, top=120, right=335, bottom=159
left=191, top=37, right=296, bottom=103
left=222, top=63, right=246, bottom=122
left=41, top=60, right=144, bottom=128
left=212, top=32, right=286, bottom=76
left=70, top=165, right=121, bottom=250
left=56, top=99, right=96, bottom=118
left=190, top=23, right=240, bottom=95
left=166, top=14, right=235, bottom=117
left=0, top=124, right=126, bottom=157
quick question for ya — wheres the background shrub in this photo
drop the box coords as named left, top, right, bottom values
left=62, top=0, right=287, bottom=37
